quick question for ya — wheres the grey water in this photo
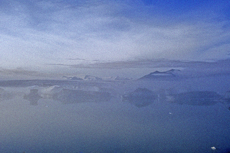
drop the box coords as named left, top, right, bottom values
left=0, top=75, right=230, bottom=153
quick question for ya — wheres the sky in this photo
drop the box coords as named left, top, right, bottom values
left=0, top=0, right=230, bottom=77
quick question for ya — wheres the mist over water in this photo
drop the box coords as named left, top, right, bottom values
left=0, top=69, right=230, bottom=153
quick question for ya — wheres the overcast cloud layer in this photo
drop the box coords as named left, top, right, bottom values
left=0, top=0, right=230, bottom=72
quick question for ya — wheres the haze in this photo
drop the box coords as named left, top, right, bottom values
left=0, top=0, right=230, bottom=153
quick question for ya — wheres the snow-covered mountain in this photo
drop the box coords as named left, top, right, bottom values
left=138, top=69, right=181, bottom=80
left=62, top=75, right=102, bottom=81
left=63, top=76, right=83, bottom=80
left=84, top=75, right=102, bottom=81
left=63, top=75, right=132, bottom=81
left=114, top=76, right=132, bottom=81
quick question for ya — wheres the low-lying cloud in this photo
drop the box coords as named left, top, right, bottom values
left=0, top=0, right=230, bottom=71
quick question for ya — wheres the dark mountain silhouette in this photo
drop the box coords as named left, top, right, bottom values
left=138, top=69, right=181, bottom=80
left=63, top=76, right=83, bottom=80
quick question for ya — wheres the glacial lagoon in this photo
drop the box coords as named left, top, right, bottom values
left=0, top=72, right=230, bottom=153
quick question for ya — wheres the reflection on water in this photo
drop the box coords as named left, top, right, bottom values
left=24, top=89, right=42, bottom=105
left=225, top=91, right=230, bottom=103
left=122, top=88, right=157, bottom=107
left=0, top=88, right=15, bottom=101
left=0, top=78, right=230, bottom=153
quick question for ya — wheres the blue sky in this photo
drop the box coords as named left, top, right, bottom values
left=0, top=0, right=230, bottom=74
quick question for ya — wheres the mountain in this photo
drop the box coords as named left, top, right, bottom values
left=62, top=76, right=83, bottom=80
left=114, top=76, right=132, bottom=81
left=62, top=75, right=102, bottom=81
left=84, top=75, right=102, bottom=81
left=138, top=69, right=181, bottom=80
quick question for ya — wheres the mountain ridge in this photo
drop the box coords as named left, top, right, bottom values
left=138, top=69, right=181, bottom=80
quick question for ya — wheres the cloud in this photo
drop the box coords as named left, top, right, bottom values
left=0, top=0, right=230, bottom=71
left=0, top=67, right=42, bottom=80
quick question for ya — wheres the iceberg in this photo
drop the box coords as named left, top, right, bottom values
left=24, top=89, right=42, bottom=105
left=122, top=88, right=157, bottom=107
left=53, top=89, right=111, bottom=104
left=168, top=91, right=224, bottom=106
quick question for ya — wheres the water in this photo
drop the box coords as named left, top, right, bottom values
left=0, top=77, right=229, bottom=153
